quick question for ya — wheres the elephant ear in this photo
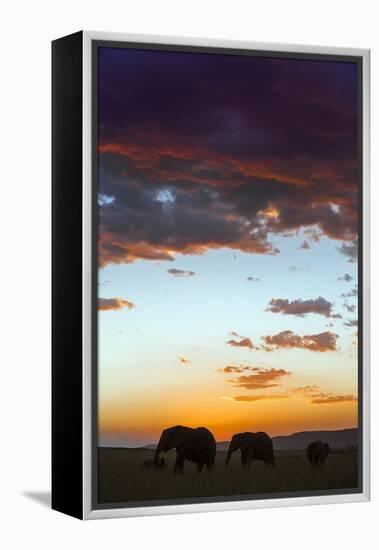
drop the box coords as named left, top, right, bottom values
left=237, top=433, right=251, bottom=451
left=230, top=433, right=245, bottom=452
left=167, top=426, right=190, bottom=449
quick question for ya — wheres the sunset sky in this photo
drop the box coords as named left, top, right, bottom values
left=97, top=46, right=359, bottom=447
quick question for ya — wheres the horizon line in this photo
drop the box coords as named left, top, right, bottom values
left=99, top=425, right=358, bottom=448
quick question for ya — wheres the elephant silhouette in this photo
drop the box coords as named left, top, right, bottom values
left=155, top=425, right=216, bottom=474
left=307, top=441, right=330, bottom=467
left=226, top=431, right=275, bottom=467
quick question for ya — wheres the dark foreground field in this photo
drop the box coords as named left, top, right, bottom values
left=98, top=447, right=358, bottom=504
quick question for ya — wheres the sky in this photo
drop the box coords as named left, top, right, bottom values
left=96, top=46, right=359, bottom=447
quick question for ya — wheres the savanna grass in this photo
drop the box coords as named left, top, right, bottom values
left=98, top=448, right=358, bottom=504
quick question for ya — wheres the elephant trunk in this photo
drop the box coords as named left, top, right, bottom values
left=226, top=435, right=241, bottom=466
left=225, top=448, right=233, bottom=466
left=154, top=440, right=163, bottom=463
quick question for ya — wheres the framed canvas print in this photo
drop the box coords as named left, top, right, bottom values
left=52, top=31, right=370, bottom=520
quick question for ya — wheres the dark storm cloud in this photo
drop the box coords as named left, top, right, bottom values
left=99, top=49, right=357, bottom=159
left=98, top=159, right=280, bottom=265
left=97, top=48, right=359, bottom=266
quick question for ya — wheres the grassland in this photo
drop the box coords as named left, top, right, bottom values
left=98, top=447, right=358, bottom=504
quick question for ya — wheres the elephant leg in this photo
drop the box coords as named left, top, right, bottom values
left=241, top=450, right=249, bottom=467
left=197, top=462, right=204, bottom=473
left=174, top=454, right=185, bottom=474
left=245, top=450, right=254, bottom=468
left=206, top=460, right=215, bottom=473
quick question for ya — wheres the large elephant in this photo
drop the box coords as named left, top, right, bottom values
left=307, top=441, right=330, bottom=467
left=155, top=425, right=216, bottom=474
left=226, top=431, right=275, bottom=467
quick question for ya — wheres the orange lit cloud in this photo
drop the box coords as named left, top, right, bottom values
left=225, top=390, right=357, bottom=406
left=258, top=204, right=280, bottom=219
left=291, top=386, right=357, bottom=405
left=262, top=330, right=339, bottom=352
left=229, top=394, right=289, bottom=403
left=310, top=394, right=358, bottom=405
left=220, top=365, right=255, bottom=374
left=99, top=234, right=279, bottom=268
left=98, top=141, right=308, bottom=190
left=99, top=236, right=176, bottom=267
left=98, top=297, right=135, bottom=311
left=225, top=367, right=291, bottom=390
left=226, top=337, right=257, bottom=350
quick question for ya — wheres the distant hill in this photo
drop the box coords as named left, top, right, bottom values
left=142, top=428, right=358, bottom=452
left=272, top=428, right=358, bottom=450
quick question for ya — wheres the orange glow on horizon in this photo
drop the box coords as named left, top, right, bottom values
left=99, top=391, right=358, bottom=444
